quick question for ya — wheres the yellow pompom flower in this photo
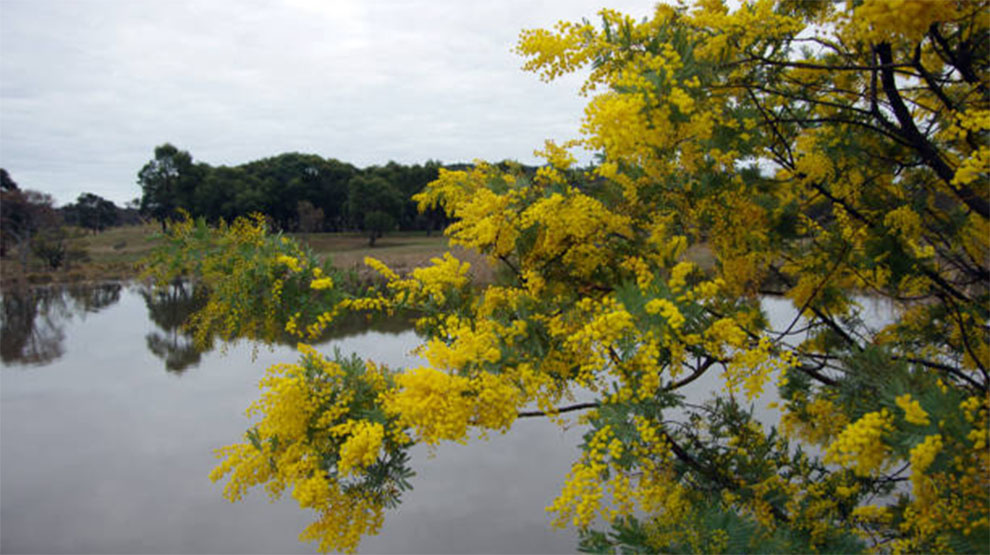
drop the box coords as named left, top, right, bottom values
left=277, top=255, right=303, bottom=273
left=337, top=420, right=385, bottom=476
left=825, top=409, right=895, bottom=477
left=310, top=277, right=334, bottom=290
left=895, top=393, right=931, bottom=426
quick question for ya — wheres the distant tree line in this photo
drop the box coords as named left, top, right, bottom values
left=0, top=147, right=535, bottom=269
left=0, top=168, right=141, bottom=271
left=137, top=144, right=472, bottom=244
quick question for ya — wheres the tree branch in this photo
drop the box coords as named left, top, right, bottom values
left=876, top=42, right=989, bottom=219
left=517, top=401, right=599, bottom=418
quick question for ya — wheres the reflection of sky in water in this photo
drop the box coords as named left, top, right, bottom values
left=1, top=284, right=581, bottom=554
left=1, top=285, right=896, bottom=554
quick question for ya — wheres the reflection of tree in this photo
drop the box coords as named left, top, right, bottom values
left=310, top=311, right=415, bottom=344
left=66, top=283, right=122, bottom=314
left=139, top=281, right=209, bottom=374
left=138, top=280, right=416, bottom=373
left=1, top=288, right=69, bottom=365
left=1, top=284, right=123, bottom=367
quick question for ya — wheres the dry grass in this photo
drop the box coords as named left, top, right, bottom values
left=1, top=225, right=709, bottom=290
left=76, top=223, right=166, bottom=265
left=1, top=228, right=494, bottom=289
left=1, top=224, right=165, bottom=288
left=291, top=232, right=496, bottom=284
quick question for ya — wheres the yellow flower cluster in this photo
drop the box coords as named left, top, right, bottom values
left=961, top=395, right=989, bottom=450
left=383, top=367, right=521, bottom=445
left=844, top=0, right=958, bottom=43
left=363, top=256, right=398, bottom=281
left=564, top=298, right=636, bottom=385
left=667, top=261, right=695, bottom=292
left=335, top=420, right=385, bottom=477
left=547, top=425, right=615, bottom=528
left=851, top=504, right=892, bottom=524
left=384, top=367, right=470, bottom=443
left=209, top=344, right=401, bottom=553
left=645, top=298, right=686, bottom=330
left=884, top=206, right=935, bottom=259
left=723, top=337, right=796, bottom=401
left=298, top=489, right=385, bottom=554
left=909, top=433, right=943, bottom=478
left=516, top=19, right=595, bottom=82
left=703, top=317, right=748, bottom=355
left=277, top=255, right=303, bottom=273
left=471, top=372, right=524, bottom=435
left=310, top=277, right=334, bottom=290
left=407, top=253, right=471, bottom=304
left=952, top=146, right=990, bottom=187
left=366, top=253, right=472, bottom=308
left=825, top=409, right=895, bottom=477
left=895, top=393, right=931, bottom=426
left=421, top=318, right=501, bottom=371
left=533, top=139, right=578, bottom=170
left=781, top=395, right=850, bottom=446
left=519, top=190, right=633, bottom=277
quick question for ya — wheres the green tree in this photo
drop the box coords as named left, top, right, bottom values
left=144, top=1, right=988, bottom=553
left=71, top=192, right=119, bottom=233
left=239, top=153, right=356, bottom=231
left=0, top=168, right=18, bottom=192
left=366, top=161, right=442, bottom=231
left=346, top=174, right=402, bottom=246
left=0, top=168, right=19, bottom=257
left=0, top=183, right=62, bottom=271
left=193, top=165, right=250, bottom=223
left=362, top=210, right=396, bottom=246
left=137, top=143, right=202, bottom=231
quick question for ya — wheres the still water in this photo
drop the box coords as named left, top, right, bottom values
left=1, top=283, right=582, bottom=554
left=1, top=282, right=894, bottom=554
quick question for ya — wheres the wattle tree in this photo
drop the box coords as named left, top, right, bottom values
left=144, top=1, right=989, bottom=552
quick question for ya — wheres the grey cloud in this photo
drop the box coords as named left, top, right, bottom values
left=1, top=0, right=654, bottom=205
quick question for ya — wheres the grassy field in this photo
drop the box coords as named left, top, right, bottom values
left=0, top=226, right=494, bottom=287
left=2, top=225, right=710, bottom=288
left=1, top=224, right=163, bottom=287
left=79, top=223, right=166, bottom=265
left=289, top=231, right=495, bottom=282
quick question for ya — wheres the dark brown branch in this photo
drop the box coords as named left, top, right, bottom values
left=912, top=41, right=956, bottom=111
left=498, top=254, right=520, bottom=277
left=876, top=42, right=989, bottom=219
left=737, top=54, right=910, bottom=74
left=929, top=25, right=985, bottom=92
left=892, top=355, right=984, bottom=390
left=943, top=294, right=990, bottom=384
left=517, top=401, right=599, bottom=418
left=664, top=356, right=719, bottom=391
left=662, top=429, right=792, bottom=523
left=807, top=180, right=973, bottom=304
left=745, top=87, right=795, bottom=167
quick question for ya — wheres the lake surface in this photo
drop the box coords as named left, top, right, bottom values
left=1, top=283, right=582, bottom=554
left=1, top=282, right=895, bottom=554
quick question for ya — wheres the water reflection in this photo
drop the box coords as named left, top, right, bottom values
left=0, top=284, right=579, bottom=554
left=1, top=283, right=122, bottom=366
left=67, top=282, right=122, bottom=313
left=2, top=281, right=417, bottom=373
left=136, top=280, right=417, bottom=373
left=139, top=281, right=209, bottom=374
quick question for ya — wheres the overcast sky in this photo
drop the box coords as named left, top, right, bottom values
left=0, top=0, right=656, bottom=206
